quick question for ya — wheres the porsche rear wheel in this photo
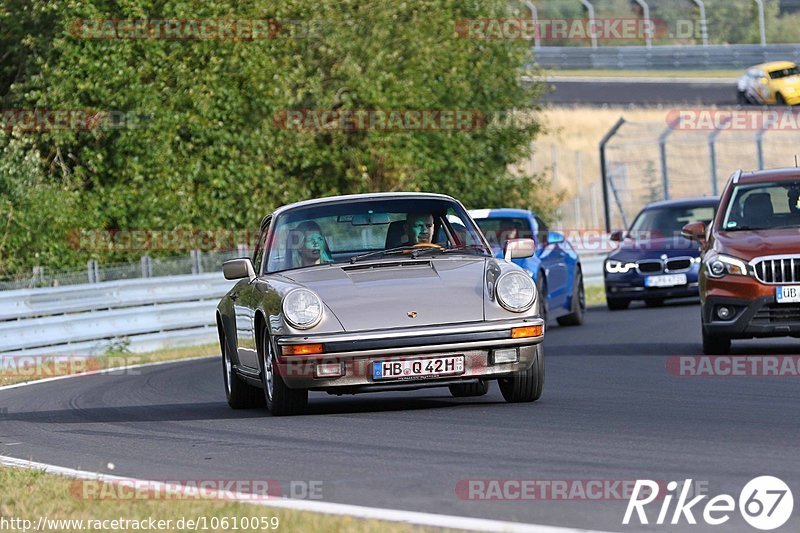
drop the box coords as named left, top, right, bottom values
left=222, top=333, right=264, bottom=409
left=262, top=330, right=308, bottom=416
left=499, top=344, right=544, bottom=403
left=449, top=380, right=490, bottom=397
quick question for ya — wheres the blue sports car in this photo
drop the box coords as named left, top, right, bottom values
left=604, top=197, right=718, bottom=310
left=470, top=209, right=585, bottom=326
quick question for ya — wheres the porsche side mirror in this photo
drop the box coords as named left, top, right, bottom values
left=223, top=258, right=256, bottom=281
left=504, top=238, right=536, bottom=260
left=681, top=221, right=707, bottom=243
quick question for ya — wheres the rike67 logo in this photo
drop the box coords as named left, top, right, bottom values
left=624, top=477, right=793, bottom=530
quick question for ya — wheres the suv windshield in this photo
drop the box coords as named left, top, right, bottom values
left=630, top=205, right=716, bottom=237
left=722, top=180, right=800, bottom=231
left=264, top=197, right=490, bottom=273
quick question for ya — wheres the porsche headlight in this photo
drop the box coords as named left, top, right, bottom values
left=282, top=288, right=323, bottom=329
left=706, top=254, right=748, bottom=278
left=496, top=271, right=536, bottom=312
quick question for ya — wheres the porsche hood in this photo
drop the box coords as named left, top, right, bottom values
left=279, top=258, right=487, bottom=332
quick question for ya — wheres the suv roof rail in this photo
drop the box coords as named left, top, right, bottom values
left=732, top=169, right=743, bottom=184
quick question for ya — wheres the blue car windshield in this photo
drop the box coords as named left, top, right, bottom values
left=264, top=198, right=491, bottom=273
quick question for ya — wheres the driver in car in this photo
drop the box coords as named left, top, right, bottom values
left=404, top=213, right=435, bottom=245
left=292, top=220, right=333, bottom=267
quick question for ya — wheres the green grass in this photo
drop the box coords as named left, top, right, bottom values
left=546, top=69, right=740, bottom=79
left=585, top=284, right=606, bottom=307
left=0, top=467, right=441, bottom=533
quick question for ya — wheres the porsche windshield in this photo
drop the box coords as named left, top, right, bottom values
left=722, top=181, right=800, bottom=231
left=264, top=198, right=490, bottom=273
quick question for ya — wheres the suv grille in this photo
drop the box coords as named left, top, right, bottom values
left=753, top=303, right=800, bottom=324
left=753, top=257, right=800, bottom=284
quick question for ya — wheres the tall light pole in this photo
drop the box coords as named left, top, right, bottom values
left=579, top=0, right=598, bottom=49
left=691, top=0, right=708, bottom=46
left=753, top=0, right=767, bottom=46
left=523, top=0, right=541, bottom=50
left=633, top=0, right=652, bottom=48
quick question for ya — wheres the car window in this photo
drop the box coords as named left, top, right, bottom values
left=630, top=205, right=716, bottom=237
left=533, top=216, right=548, bottom=246
left=723, top=180, right=800, bottom=231
left=252, top=218, right=270, bottom=275
left=769, top=66, right=799, bottom=79
left=264, top=198, right=490, bottom=273
left=474, top=217, right=533, bottom=250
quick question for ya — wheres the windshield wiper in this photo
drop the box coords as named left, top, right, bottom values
left=349, top=246, right=415, bottom=264
left=410, top=245, right=492, bottom=258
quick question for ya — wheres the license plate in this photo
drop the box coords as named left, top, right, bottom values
left=372, top=356, right=465, bottom=381
left=776, top=285, right=800, bottom=303
left=645, top=274, right=687, bottom=288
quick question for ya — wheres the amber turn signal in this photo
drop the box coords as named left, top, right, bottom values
left=281, top=343, right=324, bottom=356
left=511, top=325, right=543, bottom=339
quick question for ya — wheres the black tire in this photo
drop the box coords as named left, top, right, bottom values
left=536, top=274, right=548, bottom=325
left=221, top=332, right=264, bottom=409
left=737, top=90, right=747, bottom=105
left=449, top=380, right=490, bottom=398
left=776, top=93, right=786, bottom=106
left=261, top=328, right=308, bottom=416
left=702, top=326, right=731, bottom=355
left=498, top=344, right=544, bottom=403
left=644, top=298, right=664, bottom=308
left=557, top=268, right=585, bottom=326
left=607, top=298, right=630, bottom=311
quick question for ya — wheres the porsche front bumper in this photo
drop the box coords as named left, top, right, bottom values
left=274, top=318, right=544, bottom=391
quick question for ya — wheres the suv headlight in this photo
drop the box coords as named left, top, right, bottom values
left=706, top=254, right=748, bottom=278
left=282, top=288, right=323, bottom=329
left=496, top=271, right=536, bottom=312
left=606, top=259, right=637, bottom=274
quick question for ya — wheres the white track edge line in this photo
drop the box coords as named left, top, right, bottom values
left=0, top=455, right=618, bottom=533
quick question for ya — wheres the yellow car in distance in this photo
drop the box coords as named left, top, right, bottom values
left=737, top=61, right=800, bottom=106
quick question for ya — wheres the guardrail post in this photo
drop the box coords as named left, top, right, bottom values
left=191, top=250, right=202, bottom=275
left=87, top=260, right=99, bottom=283
left=599, top=117, right=626, bottom=232
left=140, top=255, right=152, bottom=278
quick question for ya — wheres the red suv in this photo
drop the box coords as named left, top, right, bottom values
left=683, top=168, right=800, bottom=354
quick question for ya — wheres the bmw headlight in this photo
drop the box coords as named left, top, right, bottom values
left=605, top=259, right=637, bottom=274
left=706, top=254, right=748, bottom=278
left=496, top=271, right=536, bottom=312
left=282, top=288, right=323, bottom=329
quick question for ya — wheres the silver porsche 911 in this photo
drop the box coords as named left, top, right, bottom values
left=216, top=192, right=545, bottom=415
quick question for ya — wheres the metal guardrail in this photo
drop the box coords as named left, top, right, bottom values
left=0, top=253, right=606, bottom=357
left=533, top=44, right=800, bottom=70
left=1, top=273, right=234, bottom=356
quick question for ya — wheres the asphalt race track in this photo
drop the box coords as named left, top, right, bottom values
left=1, top=301, right=799, bottom=532
left=545, top=78, right=735, bottom=106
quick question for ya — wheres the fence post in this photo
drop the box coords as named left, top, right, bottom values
left=753, top=0, right=767, bottom=46
left=140, top=255, right=152, bottom=278
left=658, top=119, right=679, bottom=201
left=708, top=116, right=731, bottom=196
left=575, top=151, right=583, bottom=229
left=599, top=117, right=626, bottom=232
left=756, top=127, right=767, bottom=170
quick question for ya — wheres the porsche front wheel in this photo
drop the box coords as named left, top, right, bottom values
left=261, top=330, right=308, bottom=416
left=499, top=344, right=544, bottom=403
